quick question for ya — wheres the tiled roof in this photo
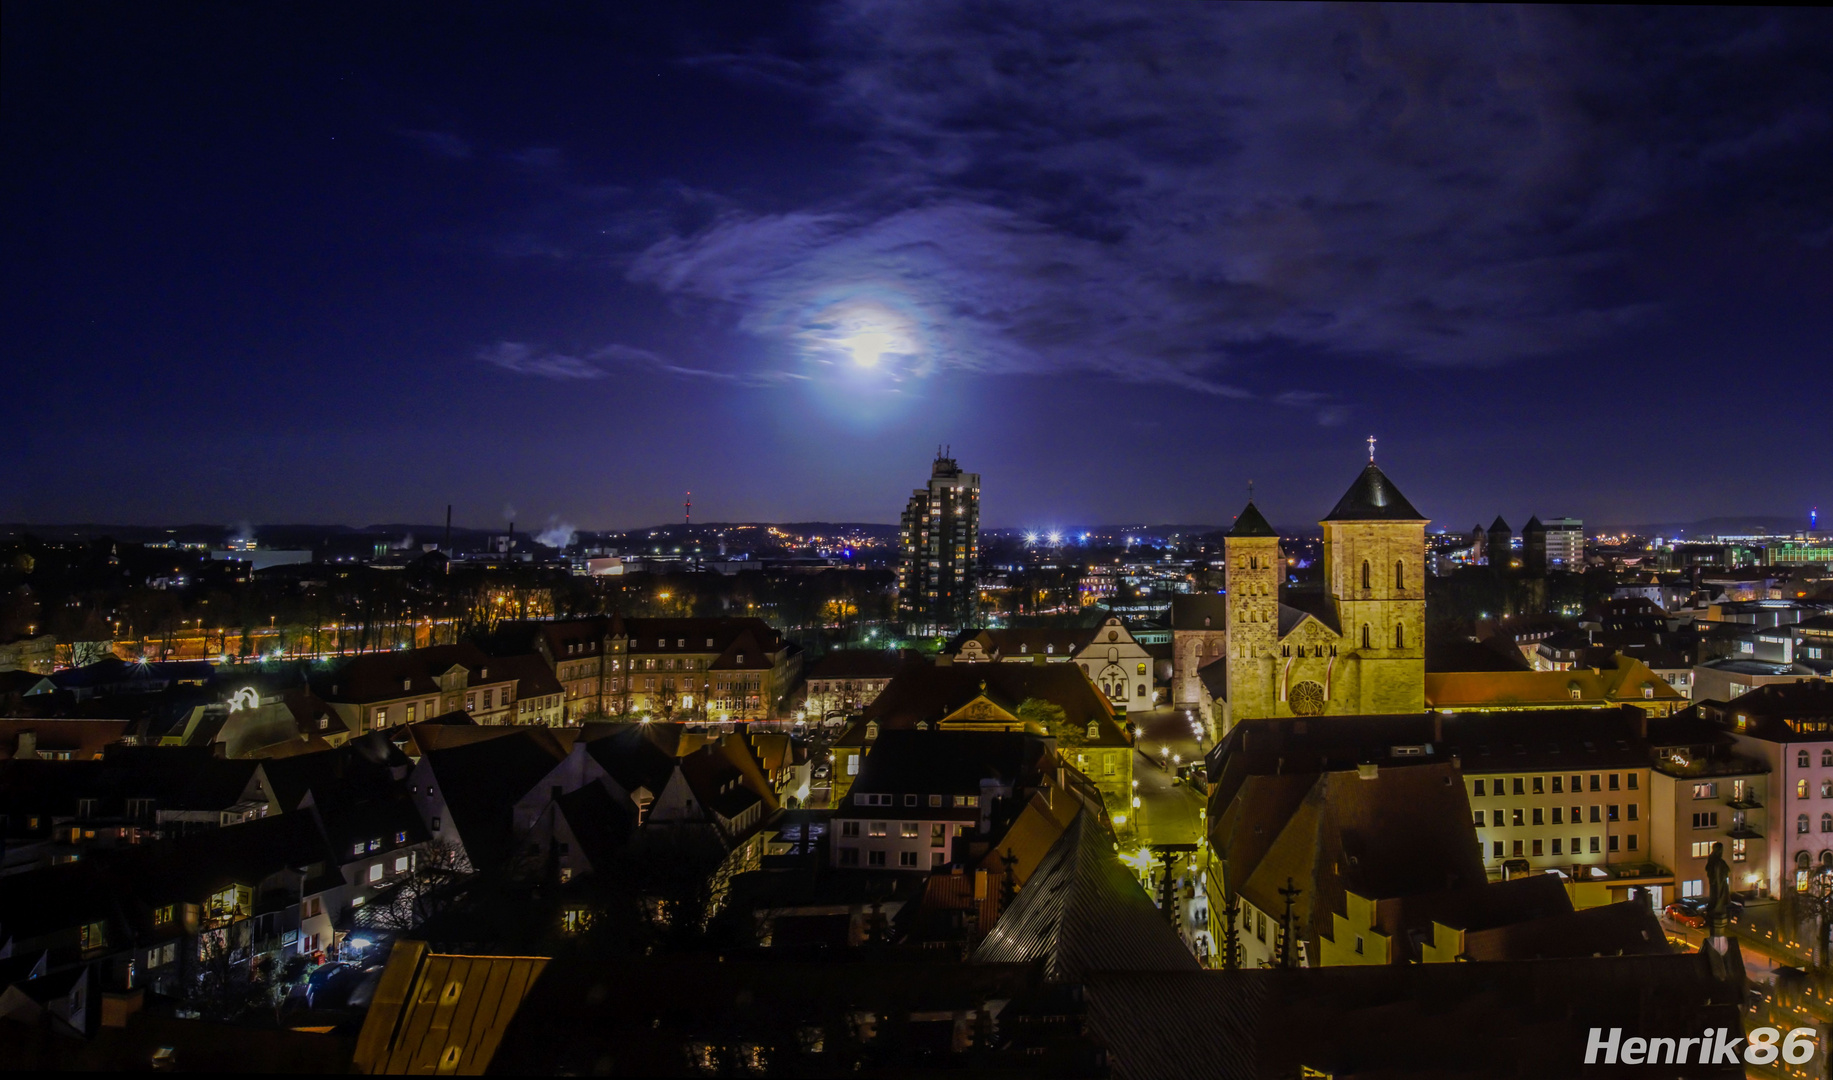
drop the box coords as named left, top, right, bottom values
left=842, top=659, right=1126, bottom=747
left=353, top=940, right=548, bottom=1075
left=972, top=809, right=1200, bottom=982
left=1424, top=655, right=1682, bottom=708
left=421, top=730, right=566, bottom=870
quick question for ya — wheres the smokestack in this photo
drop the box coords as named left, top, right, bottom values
left=444, top=505, right=452, bottom=552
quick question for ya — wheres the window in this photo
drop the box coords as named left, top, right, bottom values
left=154, top=905, right=174, bottom=924
left=901, top=822, right=919, bottom=838
left=1491, top=809, right=1504, bottom=827
left=1511, top=809, right=1524, bottom=827
left=1824, top=749, right=1833, bottom=768
left=867, top=851, right=887, bottom=867
left=1573, top=836, right=1582, bottom=854
left=368, top=863, right=383, bottom=883
left=904, top=794, right=918, bottom=807
left=1589, top=836, right=1600, bottom=854
left=1394, top=625, right=1405, bottom=649
left=1608, top=835, right=1620, bottom=852
left=1626, top=773, right=1637, bottom=790
left=1823, top=813, right=1833, bottom=834
left=1801, top=750, right=1812, bottom=769
left=868, top=822, right=887, bottom=837
left=1608, top=774, right=1620, bottom=791
left=847, top=756, right=859, bottom=776
left=1627, top=835, right=1638, bottom=851
left=395, top=831, right=407, bottom=844
left=1552, top=776, right=1563, bottom=794
left=1802, top=779, right=1811, bottom=800
left=898, top=851, right=919, bottom=867
left=1570, top=775, right=1581, bottom=792
left=1361, top=560, right=1371, bottom=589
left=394, top=856, right=408, bottom=874
left=1627, top=805, right=1638, bottom=822
left=1491, top=841, right=1503, bottom=859
left=1532, top=776, right=1544, bottom=795
left=1362, top=624, right=1372, bottom=649
left=954, top=795, right=979, bottom=807
left=1513, top=778, right=1525, bottom=796
left=1692, top=841, right=1715, bottom=857
left=430, top=817, right=440, bottom=831
left=932, top=824, right=946, bottom=848
left=1531, top=839, right=1543, bottom=856
left=1552, top=807, right=1563, bottom=824
left=1552, top=838, right=1563, bottom=855
left=1394, top=560, right=1404, bottom=590
left=1473, top=812, right=1485, bottom=828
left=353, top=842, right=365, bottom=856
left=1532, top=808, right=1543, bottom=826
left=1589, top=806, right=1601, bottom=823
left=1799, top=814, right=1811, bottom=834
left=841, top=821, right=860, bottom=838
left=1693, top=782, right=1717, bottom=799
left=1606, top=804, right=1619, bottom=822
left=1589, top=775, right=1600, bottom=792
left=1511, top=840, right=1523, bottom=857
left=1473, top=779, right=1485, bottom=797
left=839, top=847, right=860, bottom=866
left=368, top=838, right=380, bottom=852
left=929, top=794, right=942, bottom=807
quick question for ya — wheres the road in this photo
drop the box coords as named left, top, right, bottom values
left=1132, top=747, right=1207, bottom=848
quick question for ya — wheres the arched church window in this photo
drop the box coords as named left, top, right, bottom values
left=1395, top=561, right=1404, bottom=590
left=1361, top=624, right=1371, bottom=649
left=1395, top=624, right=1405, bottom=649
left=1362, top=561, right=1371, bottom=589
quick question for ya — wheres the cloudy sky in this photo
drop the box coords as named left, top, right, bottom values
left=4, top=3, right=1829, bottom=532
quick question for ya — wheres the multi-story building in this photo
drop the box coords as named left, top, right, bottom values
left=1701, top=682, right=1833, bottom=897
left=1645, top=714, right=1769, bottom=902
left=311, top=643, right=518, bottom=735
left=830, top=731, right=1041, bottom=872
left=1208, top=708, right=1670, bottom=905
left=1220, top=456, right=1427, bottom=725
left=897, top=452, right=980, bottom=635
left=802, top=649, right=906, bottom=723
left=1544, top=517, right=1584, bottom=569
left=949, top=616, right=1158, bottom=713
left=496, top=616, right=800, bottom=721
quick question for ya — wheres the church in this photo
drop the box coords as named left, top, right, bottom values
left=1219, top=452, right=1428, bottom=728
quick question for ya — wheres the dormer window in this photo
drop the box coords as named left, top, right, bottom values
left=1045, top=644, right=1054, bottom=654
left=706, top=638, right=714, bottom=648
left=1087, top=722, right=1100, bottom=739
left=480, top=667, right=488, bottom=679
left=402, top=678, right=412, bottom=691
left=736, top=654, right=745, bottom=664
left=866, top=722, right=879, bottom=741
left=1567, top=681, right=1583, bottom=701
left=677, top=639, right=685, bottom=648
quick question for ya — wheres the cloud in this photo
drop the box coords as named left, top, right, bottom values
left=624, top=3, right=1833, bottom=398
left=476, top=341, right=604, bottom=380
left=399, top=129, right=472, bottom=160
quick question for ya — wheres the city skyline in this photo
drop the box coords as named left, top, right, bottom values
left=6, top=5, right=1830, bottom=529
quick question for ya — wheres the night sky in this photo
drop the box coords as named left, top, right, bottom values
left=5, top=3, right=1830, bottom=534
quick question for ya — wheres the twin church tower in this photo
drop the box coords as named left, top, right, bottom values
left=1221, top=447, right=1428, bottom=725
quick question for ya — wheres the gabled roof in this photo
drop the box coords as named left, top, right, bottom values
left=311, top=643, right=509, bottom=704
left=972, top=810, right=1200, bottom=981
left=1228, top=501, right=1278, bottom=538
left=843, top=660, right=1125, bottom=747
left=553, top=783, right=634, bottom=871
left=491, top=653, right=563, bottom=700
left=1322, top=463, right=1426, bottom=523
left=421, top=731, right=567, bottom=870
left=584, top=723, right=683, bottom=796
left=1277, top=595, right=1341, bottom=637
left=1489, top=515, right=1511, bottom=533
left=841, top=730, right=1049, bottom=805
left=1424, top=655, right=1683, bottom=709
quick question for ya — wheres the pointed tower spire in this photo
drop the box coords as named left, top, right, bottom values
left=1367, top=434, right=1376, bottom=462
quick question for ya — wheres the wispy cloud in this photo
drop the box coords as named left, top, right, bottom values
left=477, top=341, right=604, bottom=380
left=619, top=2, right=1833, bottom=402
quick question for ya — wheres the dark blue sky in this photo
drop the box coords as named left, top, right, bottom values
left=5, top=3, right=1830, bottom=534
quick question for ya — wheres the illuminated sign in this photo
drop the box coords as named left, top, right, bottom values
left=226, top=687, right=260, bottom=713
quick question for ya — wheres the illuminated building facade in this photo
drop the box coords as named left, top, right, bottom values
left=897, top=451, right=981, bottom=635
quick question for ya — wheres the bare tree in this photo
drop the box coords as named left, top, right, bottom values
left=361, top=841, right=472, bottom=932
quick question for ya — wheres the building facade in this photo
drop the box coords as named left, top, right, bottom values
left=897, top=452, right=981, bottom=635
left=1544, top=518, right=1585, bottom=569
left=1221, top=459, right=1427, bottom=726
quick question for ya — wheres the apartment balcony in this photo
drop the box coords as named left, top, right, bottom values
left=1727, top=794, right=1763, bottom=810
left=1728, top=824, right=1764, bottom=840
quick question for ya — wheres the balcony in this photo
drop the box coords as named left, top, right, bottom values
left=1728, top=793, right=1762, bottom=810
left=1728, top=824, right=1764, bottom=840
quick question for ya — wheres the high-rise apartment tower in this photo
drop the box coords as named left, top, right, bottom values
left=898, top=450, right=980, bottom=635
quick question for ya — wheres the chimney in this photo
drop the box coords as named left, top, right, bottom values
left=1431, top=712, right=1443, bottom=743
left=16, top=731, right=37, bottom=760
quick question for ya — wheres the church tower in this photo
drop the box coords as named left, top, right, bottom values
left=1320, top=446, right=1428, bottom=715
left=1223, top=499, right=1280, bottom=726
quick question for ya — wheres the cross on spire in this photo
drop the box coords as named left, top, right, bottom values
left=1367, top=435, right=1377, bottom=462
left=1247, top=480, right=1254, bottom=502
